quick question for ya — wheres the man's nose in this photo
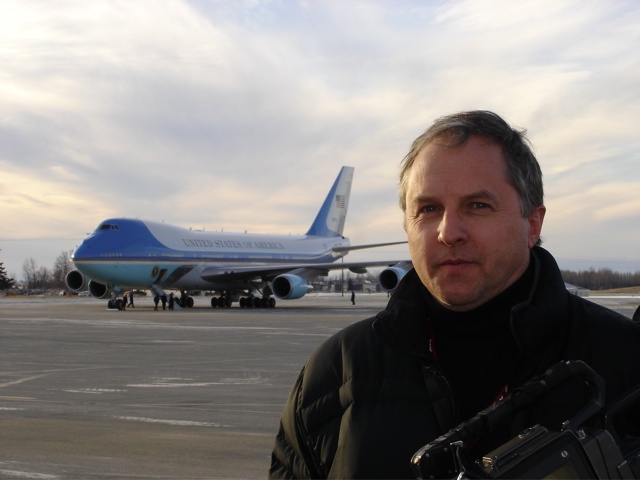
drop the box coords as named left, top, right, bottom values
left=437, top=210, right=468, bottom=246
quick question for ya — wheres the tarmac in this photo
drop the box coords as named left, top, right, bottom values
left=0, top=292, right=638, bottom=479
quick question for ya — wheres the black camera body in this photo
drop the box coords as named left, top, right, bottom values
left=477, top=422, right=639, bottom=478
left=412, top=361, right=640, bottom=479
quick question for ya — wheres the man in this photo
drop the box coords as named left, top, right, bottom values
left=269, top=111, right=640, bottom=479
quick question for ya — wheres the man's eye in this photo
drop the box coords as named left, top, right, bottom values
left=471, top=202, right=489, bottom=209
left=419, top=205, right=439, bottom=213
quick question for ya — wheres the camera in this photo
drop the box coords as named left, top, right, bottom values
left=412, top=360, right=640, bottom=479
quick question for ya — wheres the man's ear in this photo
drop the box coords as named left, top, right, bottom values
left=527, top=205, right=546, bottom=248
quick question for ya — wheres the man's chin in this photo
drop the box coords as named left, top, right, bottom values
left=433, top=289, right=483, bottom=312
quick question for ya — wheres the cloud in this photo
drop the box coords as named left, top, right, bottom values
left=1, top=0, right=639, bottom=276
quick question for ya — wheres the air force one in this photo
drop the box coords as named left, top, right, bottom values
left=66, top=166, right=413, bottom=309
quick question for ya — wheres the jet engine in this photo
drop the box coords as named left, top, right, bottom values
left=88, top=280, right=111, bottom=299
left=66, top=270, right=112, bottom=299
left=65, top=270, right=87, bottom=291
left=272, top=274, right=312, bottom=300
left=379, top=262, right=412, bottom=291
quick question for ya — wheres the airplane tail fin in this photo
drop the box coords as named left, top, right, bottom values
left=305, top=166, right=354, bottom=237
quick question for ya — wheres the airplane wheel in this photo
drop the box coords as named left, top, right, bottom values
left=211, top=297, right=218, bottom=308
left=187, top=297, right=194, bottom=308
left=116, top=299, right=125, bottom=310
left=268, top=298, right=276, bottom=308
left=239, top=297, right=246, bottom=308
left=224, top=297, right=232, bottom=308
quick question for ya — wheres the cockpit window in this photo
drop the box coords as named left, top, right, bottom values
left=97, top=224, right=120, bottom=232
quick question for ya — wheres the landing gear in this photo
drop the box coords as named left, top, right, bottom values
left=210, top=295, right=232, bottom=308
left=239, top=296, right=276, bottom=308
left=107, top=298, right=126, bottom=310
left=178, top=292, right=194, bottom=308
left=209, top=292, right=276, bottom=308
left=237, top=283, right=276, bottom=308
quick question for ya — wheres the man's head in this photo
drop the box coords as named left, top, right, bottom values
left=400, top=110, right=543, bottom=219
left=400, top=111, right=546, bottom=311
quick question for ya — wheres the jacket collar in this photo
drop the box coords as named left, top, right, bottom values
left=373, top=247, right=571, bottom=370
left=373, top=269, right=433, bottom=358
left=509, top=247, right=572, bottom=383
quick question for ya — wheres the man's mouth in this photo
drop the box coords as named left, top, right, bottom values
left=439, top=258, right=472, bottom=266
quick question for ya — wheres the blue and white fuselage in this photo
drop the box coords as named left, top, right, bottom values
left=72, top=219, right=349, bottom=290
left=67, top=166, right=410, bottom=309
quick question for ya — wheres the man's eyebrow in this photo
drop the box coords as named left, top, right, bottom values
left=410, top=190, right=498, bottom=204
left=410, top=193, right=435, bottom=203
left=464, top=190, right=498, bottom=202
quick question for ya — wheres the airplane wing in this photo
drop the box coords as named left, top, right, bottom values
left=200, top=260, right=405, bottom=283
left=331, top=241, right=407, bottom=253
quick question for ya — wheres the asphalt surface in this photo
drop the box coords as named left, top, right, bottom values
left=0, top=292, right=638, bottom=479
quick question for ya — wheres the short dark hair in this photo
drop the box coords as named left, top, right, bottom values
left=399, top=110, right=544, bottom=218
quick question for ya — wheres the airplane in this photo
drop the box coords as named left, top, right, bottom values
left=66, top=166, right=413, bottom=309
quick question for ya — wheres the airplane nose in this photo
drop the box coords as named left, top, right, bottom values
left=73, top=240, right=93, bottom=259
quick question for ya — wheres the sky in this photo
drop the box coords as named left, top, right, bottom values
left=1, top=0, right=640, bottom=280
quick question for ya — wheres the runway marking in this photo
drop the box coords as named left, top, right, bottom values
left=115, top=416, right=229, bottom=427
left=0, top=374, right=50, bottom=388
left=63, top=388, right=127, bottom=394
left=267, top=331, right=335, bottom=337
left=218, top=376, right=267, bottom=384
left=127, top=382, right=220, bottom=388
left=0, top=469, right=59, bottom=479
left=150, top=340, right=195, bottom=343
left=127, top=375, right=267, bottom=388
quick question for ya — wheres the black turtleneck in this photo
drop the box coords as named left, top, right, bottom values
left=424, top=258, right=535, bottom=422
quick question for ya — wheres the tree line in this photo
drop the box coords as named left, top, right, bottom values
left=0, top=251, right=74, bottom=291
left=560, top=268, right=640, bottom=291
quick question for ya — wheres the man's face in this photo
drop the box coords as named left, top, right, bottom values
left=403, top=135, right=545, bottom=312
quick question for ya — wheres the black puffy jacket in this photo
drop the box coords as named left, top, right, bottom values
left=269, top=247, right=640, bottom=479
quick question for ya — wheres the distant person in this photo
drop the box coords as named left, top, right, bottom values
left=269, top=110, right=640, bottom=478
left=351, top=290, right=355, bottom=305
left=168, top=293, right=174, bottom=310
left=128, top=291, right=134, bottom=308
left=161, top=294, right=167, bottom=311
left=153, top=294, right=159, bottom=311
